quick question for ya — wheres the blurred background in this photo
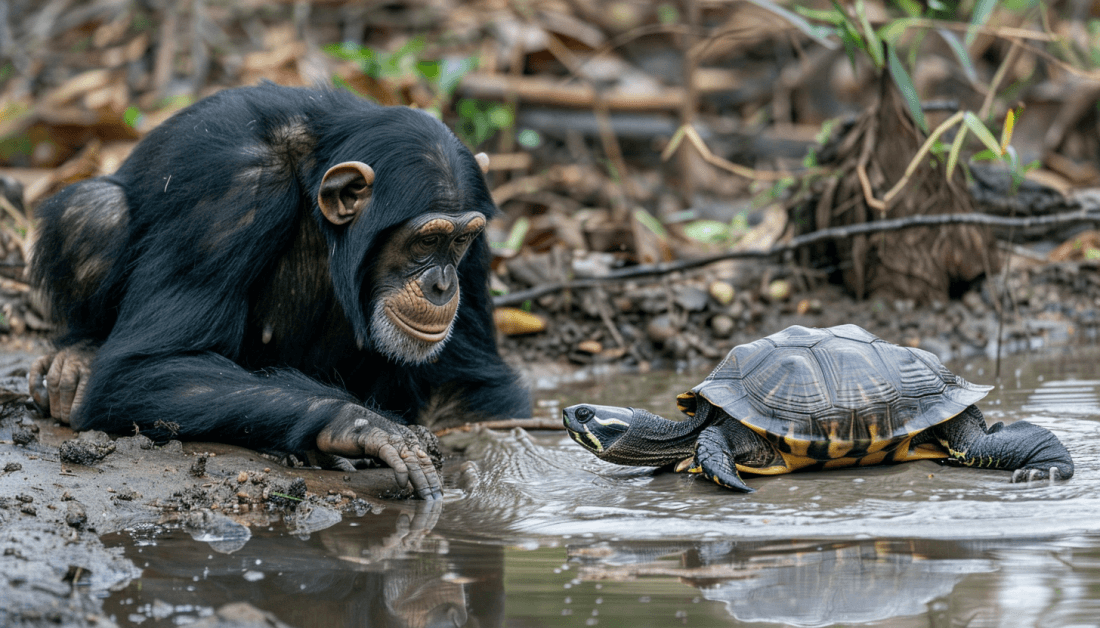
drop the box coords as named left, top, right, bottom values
left=2, top=0, right=1099, bottom=370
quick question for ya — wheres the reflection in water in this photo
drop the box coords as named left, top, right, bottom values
left=569, top=539, right=997, bottom=627
left=105, top=500, right=499, bottom=628
left=102, top=350, right=1100, bottom=627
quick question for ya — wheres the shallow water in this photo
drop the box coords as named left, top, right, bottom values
left=103, top=348, right=1100, bottom=627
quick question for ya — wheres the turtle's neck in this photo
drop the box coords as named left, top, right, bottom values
left=602, top=403, right=715, bottom=467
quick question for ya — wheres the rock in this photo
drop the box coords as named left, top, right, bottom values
left=58, top=439, right=117, bottom=466
left=708, top=281, right=735, bottom=306
left=710, top=314, right=735, bottom=338
left=646, top=315, right=678, bottom=344
left=65, top=501, right=87, bottom=528
left=674, top=285, right=709, bottom=312
left=577, top=340, right=603, bottom=354
left=765, top=279, right=791, bottom=302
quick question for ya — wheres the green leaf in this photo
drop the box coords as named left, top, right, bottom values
left=962, top=112, right=1001, bottom=155
left=815, top=118, right=838, bottom=145
left=656, top=3, right=680, bottom=24
left=966, top=0, right=998, bottom=46
left=792, top=5, right=848, bottom=25
left=886, top=44, right=927, bottom=133
left=517, top=129, right=542, bottom=149
left=877, top=18, right=918, bottom=45
left=855, top=0, right=884, bottom=67
left=971, top=148, right=999, bottom=161
left=123, top=106, right=142, bottom=128
left=488, top=105, right=513, bottom=128
left=634, top=209, right=668, bottom=238
left=437, top=57, right=477, bottom=96
left=946, top=126, right=968, bottom=180
left=937, top=29, right=978, bottom=84
left=682, top=220, right=731, bottom=244
left=892, top=0, right=923, bottom=17
left=491, top=216, right=530, bottom=251
left=746, top=0, right=840, bottom=49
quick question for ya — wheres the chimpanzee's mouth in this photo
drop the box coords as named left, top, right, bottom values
left=384, top=302, right=455, bottom=343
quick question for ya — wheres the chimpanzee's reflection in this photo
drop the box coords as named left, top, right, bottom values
left=107, top=499, right=503, bottom=628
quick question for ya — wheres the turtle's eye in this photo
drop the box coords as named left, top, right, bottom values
left=574, top=406, right=594, bottom=423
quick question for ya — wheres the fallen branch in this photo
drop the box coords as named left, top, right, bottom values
left=493, top=207, right=1100, bottom=306
left=434, top=418, right=565, bottom=437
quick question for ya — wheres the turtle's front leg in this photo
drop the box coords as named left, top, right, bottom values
left=934, top=405, right=1074, bottom=482
left=691, top=421, right=771, bottom=493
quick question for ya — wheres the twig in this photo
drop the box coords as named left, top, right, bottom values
left=434, top=418, right=565, bottom=437
left=979, top=39, right=1022, bottom=120
left=662, top=124, right=803, bottom=181
left=492, top=207, right=1100, bottom=306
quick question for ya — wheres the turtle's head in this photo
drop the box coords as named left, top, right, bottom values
left=563, top=404, right=686, bottom=466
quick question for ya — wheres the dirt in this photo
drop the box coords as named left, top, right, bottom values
left=0, top=354, right=419, bottom=628
left=500, top=257, right=1100, bottom=376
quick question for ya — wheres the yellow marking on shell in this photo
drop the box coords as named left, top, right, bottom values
left=826, top=428, right=852, bottom=459
left=418, top=218, right=456, bottom=235
left=891, top=438, right=948, bottom=462
left=857, top=450, right=890, bottom=466
left=777, top=452, right=818, bottom=473
left=736, top=462, right=794, bottom=476
left=593, top=416, right=629, bottom=428
left=822, top=456, right=861, bottom=469
left=865, top=424, right=891, bottom=453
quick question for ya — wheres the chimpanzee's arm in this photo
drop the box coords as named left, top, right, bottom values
left=74, top=348, right=443, bottom=499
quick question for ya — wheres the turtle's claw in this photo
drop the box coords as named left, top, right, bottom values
left=1010, top=466, right=1065, bottom=484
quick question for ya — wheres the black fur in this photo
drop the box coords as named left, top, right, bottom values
left=31, top=83, right=530, bottom=453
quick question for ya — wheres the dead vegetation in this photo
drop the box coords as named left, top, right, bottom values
left=1, top=0, right=1100, bottom=367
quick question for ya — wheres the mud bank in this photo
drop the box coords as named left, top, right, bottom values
left=0, top=354, right=416, bottom=628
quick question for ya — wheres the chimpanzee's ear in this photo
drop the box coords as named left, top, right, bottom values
left=474, top=152, right=490, bottom=174
left=318, top=161, right=375, bottom=225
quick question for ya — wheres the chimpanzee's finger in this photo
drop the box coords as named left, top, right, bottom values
left=29, top=354, right=53, bottom=412
left=46, top=353, right=66, bottom=421
left=58, top=357, right=83, bottom=420
left=374, top=441, right=410, bottom=489
left=72, top=374, right=89, bottom=422
left=403, top=448, right=442, bottom=500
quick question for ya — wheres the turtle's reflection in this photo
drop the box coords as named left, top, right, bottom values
left=569, top=538, right=997, bottom=627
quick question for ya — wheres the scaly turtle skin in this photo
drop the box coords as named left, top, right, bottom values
left=563, top=324, right=1074, bottom=492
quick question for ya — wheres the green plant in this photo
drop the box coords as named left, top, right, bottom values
left=455, top=99, right=513, bottom=149
left=324, top=39, right=479, bottom=123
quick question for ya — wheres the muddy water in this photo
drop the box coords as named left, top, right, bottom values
left=103, top=349, right=1100, bottom=627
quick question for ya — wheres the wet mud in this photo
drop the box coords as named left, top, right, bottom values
left=0, top=354, right=416, bottom=628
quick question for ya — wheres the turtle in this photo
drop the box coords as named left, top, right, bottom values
left=562, top=324, right=1074, bottom=492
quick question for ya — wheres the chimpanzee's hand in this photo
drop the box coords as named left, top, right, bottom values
left=29, top=348, right=94, bottom=424
left=316, top=405, right=443, bottom=500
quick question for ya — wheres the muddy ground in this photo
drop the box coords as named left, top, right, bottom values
left=0, top=351, right=422, bottom=628
left=0, top=254, right=1097, bottom=627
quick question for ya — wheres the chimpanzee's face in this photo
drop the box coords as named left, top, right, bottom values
left=367, top=210, right=486, bottom=363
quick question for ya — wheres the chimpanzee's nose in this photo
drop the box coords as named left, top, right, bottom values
left=420, top=265, right=458, bottom=305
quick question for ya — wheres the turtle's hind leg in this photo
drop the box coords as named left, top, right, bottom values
left=691, top=422, right=774, bottom=493
left=934, top=405, right=1074, bottom=482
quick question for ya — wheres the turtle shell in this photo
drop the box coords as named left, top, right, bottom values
left=676, top=324, right=992, bottom=461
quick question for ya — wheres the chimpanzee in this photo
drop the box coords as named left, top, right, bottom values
left=28, top=82, right=530, bottom=499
